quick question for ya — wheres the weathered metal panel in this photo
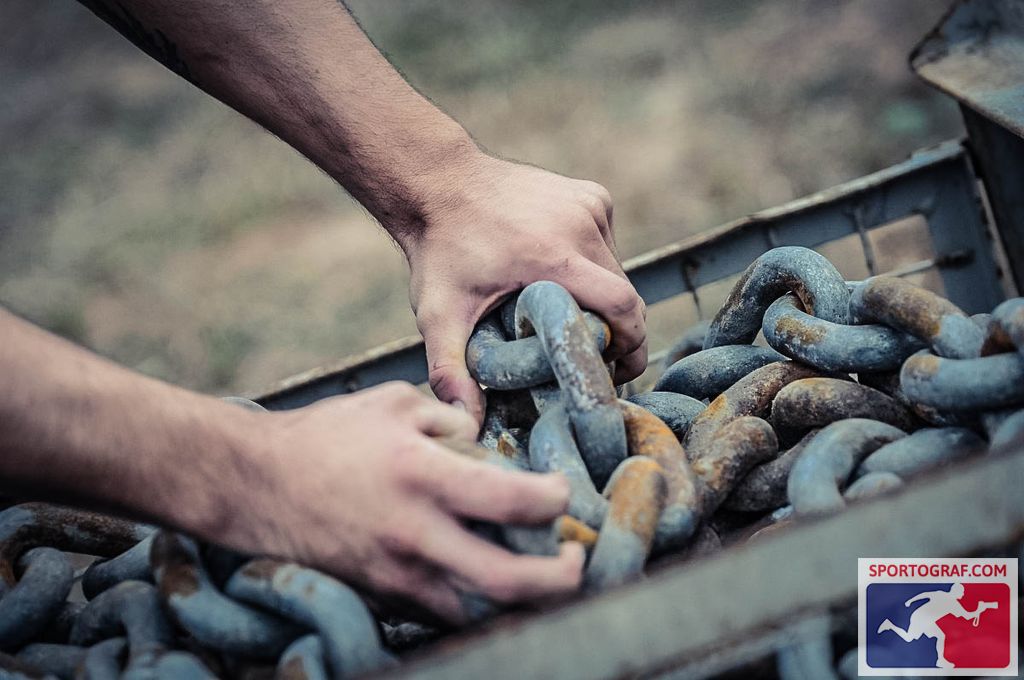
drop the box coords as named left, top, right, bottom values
left=911, top=0, right=1024, bottom=139
left=962, top=105, right=1024, bottom=293
left=911, top=0, right=1024, bottom=294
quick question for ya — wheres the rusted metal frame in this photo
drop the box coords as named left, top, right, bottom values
left=252, top=336, right=426, bottom=410
left=627, top=140, right=1002, bottom=313
left=253, top=140, right=1000, bottom=410
left=910, top=0, right=1024, bottom=139
left=962, top=107, right=1024, bottom=293
left=651, top=612, right=837, bottom=680
left=378, top=445, right=1024, bottom=680
left=911, top=0, right=1024, bottom=293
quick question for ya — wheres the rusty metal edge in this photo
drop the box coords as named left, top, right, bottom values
left=910, top=0, right=1024, bottom=139
left=249, top=140, right=970, bottom=410
left=622, top=140, right=964, bottom=274
left=373, top=444, right=1024, bottom=680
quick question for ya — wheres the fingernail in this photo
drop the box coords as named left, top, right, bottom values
left=452, top=400, right=467, bottom=412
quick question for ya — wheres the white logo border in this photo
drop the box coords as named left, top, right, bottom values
left=857, top=557, right=1018, bottom=676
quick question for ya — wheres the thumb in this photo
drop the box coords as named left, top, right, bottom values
left=420, top=314, right=485, bottom=425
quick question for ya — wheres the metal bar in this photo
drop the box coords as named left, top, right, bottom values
left=918, top=137, right=1007, bottom=311
left=911, top=0, right=1024, bottom=293
left=911, top=0, right=1024, bottom=140
left=379, top=446, right=1024, bottom=680
left=253, top=140, right=1003, bottom=409
left=962, top=106, right=1024, bottom=293
left=253, top=336, right=427, bottom=410
left=626, top=139, right=1001, bottom=313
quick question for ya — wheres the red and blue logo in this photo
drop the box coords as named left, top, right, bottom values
left=859, top=559, right=1018, bottom=676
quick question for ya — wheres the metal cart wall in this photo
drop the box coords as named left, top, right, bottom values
left=250, top=2, right=1024, bottom=677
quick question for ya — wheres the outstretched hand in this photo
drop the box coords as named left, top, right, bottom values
left=230, top=382, right=584, bottom=624
left=400, top=154, right=648, bottom=423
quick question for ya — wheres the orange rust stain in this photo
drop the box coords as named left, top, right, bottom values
left=782, top=377, right=843, bottom=402
left=909, top=352, right=942, bottom=376
left=240, top=558, right=283, bottom=581
left=790, top=281, right=815, bottom=317
left=621, top=402, right=676, bottom=455
left=864, top=277, right=959, bottom=338
left=150, top=533, right=201, bottom=596
left=607, top=458, right=668, bottom=535
left=557, top=516, right=598, bottom=548
left=701, top=395, right=730, bottom=420
left=496, top=432, right=519, bottom=458
left=160, top=564, right=201, bottom=597
left=981, top=325, right=1014, bottom=357
left=774, top=315, right=826, bottom=344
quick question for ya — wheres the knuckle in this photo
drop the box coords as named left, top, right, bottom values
left=377, top=381, right=422, bottom=406
left=577, top=192, right=604, bottom=217
left=578, top=179, right=612, bottom=203
left=367, top=565, right=407, bottom=595
left=415, top=301, right=452, bottom=331
left=452, top=409, right=479, bottom=435
left=427, top=367, right=463, bottom=398
left=382, top=517, right=427, bottom=556
left=608, top=284, right=642, bottom=318
left=390, top=438, right=429, bottom=482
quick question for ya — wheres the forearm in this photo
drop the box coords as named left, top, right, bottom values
left=78, top=0, right=479, bottom=248
left=0, top=308, right=264, bottom=539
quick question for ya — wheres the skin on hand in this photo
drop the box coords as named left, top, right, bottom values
left=230, top=382, right=585, bottom=624
left=399, top=152, right=648, bottom=423
left=75, top=0, right=648, bottom=423
left=60, top=0, right=630, bottom=616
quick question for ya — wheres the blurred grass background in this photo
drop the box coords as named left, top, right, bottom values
left=0, top=0, right=960, bottom=395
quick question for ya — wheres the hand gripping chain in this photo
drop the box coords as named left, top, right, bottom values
left=5, top=247, right=1024, bottom=678
left=464, top=246, right=1024, bottom=602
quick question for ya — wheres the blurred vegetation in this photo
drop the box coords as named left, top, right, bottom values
left=0, top=0, right=959, bottom=394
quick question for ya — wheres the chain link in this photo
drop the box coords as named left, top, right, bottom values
left=5, top=245, right=1024, bottom=677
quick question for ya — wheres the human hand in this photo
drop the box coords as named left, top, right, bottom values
left=397, top=153, right=648, bottom=423
left=218, top=382, right=584, bottom=624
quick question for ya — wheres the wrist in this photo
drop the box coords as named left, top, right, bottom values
left=366, top=126, right=487, bottom=256
left=144, top=396, right=277, bottom=548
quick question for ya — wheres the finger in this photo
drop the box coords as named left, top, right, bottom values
left=418, top=311, right=485, bottom=425
left=420, top=514, right=584, bottom=603
left=580, top=195, right=613, bottom=251
left=613, top=339, right=648, bottom=384
left=411, top=439, right=570, bottom=523
left=560, top=260, right=646, bottom=361
left=412, top=399, right=479, bottom=441
left=577, top=181, right=616, bottom=254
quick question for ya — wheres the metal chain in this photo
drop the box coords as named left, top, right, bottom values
left=5, top=245, right=1024, bottom=678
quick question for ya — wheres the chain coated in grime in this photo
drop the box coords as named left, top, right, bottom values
left=787, top=419, right=907, bottom=516
left=653, top=345, right=785, bottom=401
left=7, top=248, right=1024, bottom=678
left=515, top=281, right=627, bottom=487
left=703, top=246, right=851, bottom=348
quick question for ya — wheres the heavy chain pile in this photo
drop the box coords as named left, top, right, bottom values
left=468, top=246, right=1024, bottom=589
left=3, top=246, right=1024, bottom=679
left=0, top=500, right=415, bottom=679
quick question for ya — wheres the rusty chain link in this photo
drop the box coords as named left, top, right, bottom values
left=5, top=245, right=1024, bottom=678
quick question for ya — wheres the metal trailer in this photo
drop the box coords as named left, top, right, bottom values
left=249, top=2, right=1024, bottom=677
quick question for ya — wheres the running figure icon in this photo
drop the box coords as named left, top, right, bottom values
left=876, top=583, right=1000, bottom=669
